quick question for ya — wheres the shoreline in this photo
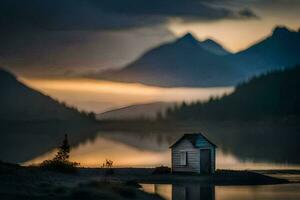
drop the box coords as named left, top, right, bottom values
left=3, top=161, right=300, bottom=185
left=79, top=168, right=294, bottom=186
left=1, top=162, right=300, bottom=200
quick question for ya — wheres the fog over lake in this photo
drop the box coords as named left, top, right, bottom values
left=22, top=78, right=233, bottom=113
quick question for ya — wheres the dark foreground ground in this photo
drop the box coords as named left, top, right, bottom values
left=0, top=162, right=162, bottom=200
left=1, top=162, right=299, bottom=200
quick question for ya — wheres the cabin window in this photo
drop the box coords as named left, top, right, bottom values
left=180, top=151, right=187, bottom=165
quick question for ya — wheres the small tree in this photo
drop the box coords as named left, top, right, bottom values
left=54, top=134, right=70, bottom=162
left=40, top=134, right=79, bottom=173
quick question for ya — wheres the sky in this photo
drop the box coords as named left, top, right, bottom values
left=0, top=0, right=299, bottom=78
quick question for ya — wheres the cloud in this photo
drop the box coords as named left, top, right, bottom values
left=237, top=8, right=259, bottom=19
left=0, top=26, right=176, bottom=77
left=0, top=0, right=258, bottom=31
left=0, top=0, right=259, bottom=77
left=249, top=0, right=300, bottom=8
left=227, top=0, right=300, bottom=14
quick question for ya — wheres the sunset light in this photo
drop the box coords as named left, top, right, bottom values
left=1, top=1, right=300, bottom=199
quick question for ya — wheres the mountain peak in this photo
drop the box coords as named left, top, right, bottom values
left=176, top=33, right=199, bottom=44
left=200, top=38, right=230, bottom=55
left=202, top=38, right=219, bottom=45
left=272, top=26, right=292, bottom=36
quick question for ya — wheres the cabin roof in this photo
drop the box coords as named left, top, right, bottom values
left=169, top=133, right=217, bottom=148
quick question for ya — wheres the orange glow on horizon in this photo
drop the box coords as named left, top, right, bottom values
left=21, top=77, right=234, bottom=113
left=21, top=78, right=161, bottom=96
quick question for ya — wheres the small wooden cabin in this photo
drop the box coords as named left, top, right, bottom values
left=170, top=133, right=216, bottom=174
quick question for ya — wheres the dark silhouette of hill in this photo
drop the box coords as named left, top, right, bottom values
left=165, top=65, right=300, bottom=120
left=94, top=26, right=300, bottom=87
left=0, top=69, right=94, bottom=121
left=97, top=33, right=241, bottom=87
left=0, top=69, right=98, bottom=163
left=230, top=26, right=300, bottom=75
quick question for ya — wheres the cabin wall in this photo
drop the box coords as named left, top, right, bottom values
left=172, top=139, right=200, bottom=173
left=171, top=139, right=216, bottom=174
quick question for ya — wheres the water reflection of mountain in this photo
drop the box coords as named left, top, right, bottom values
left=98, top=131, right=177, bottom=152
left=0, top=121, right=99, bottom=163
left=98, top=120, right=300, bottom=165
left=1, top=119, right=300, bottom=166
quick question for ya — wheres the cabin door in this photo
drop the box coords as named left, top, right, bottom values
left=200, top=149, right=211, bottom=174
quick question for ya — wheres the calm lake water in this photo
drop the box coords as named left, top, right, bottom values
left=141, top=183, right=300, bottom=200
left=22, top=130, right=300, bottom=200
left=25, top=131, right=300, bottom=169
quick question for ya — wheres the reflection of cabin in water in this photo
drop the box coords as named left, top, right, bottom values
left=173, top=184, right=215, bottom=200
left=170, top=133, right=216, bottom=174
left=144, top=184, right=215, bottom=200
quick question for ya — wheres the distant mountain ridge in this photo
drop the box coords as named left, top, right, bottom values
left=94, top=26, right=300, bottom=87
left=0, top=69, right=93, bottom=121
left=174, top=33, right=231, bottom=55
left=199, top=38, right=230, bottom=55
left=230, top=26, right=300, bottom=75
left=97, top=33, right=241, bottom=87
left=97, top=102, right=175, bottom=120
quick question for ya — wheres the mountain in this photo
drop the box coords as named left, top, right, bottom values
left=97, top=102, right=175, bottom=120
left=0, top=69, right=93, bottom=121
left=165, top=65, right=300, bottom=120
left=200, top=38, right=230, bottom=55
left=230, top=26, right=300, bottom=75
left=97, top=33, right=242, bottom=87
left=94, top=26, right=300, bottom=87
